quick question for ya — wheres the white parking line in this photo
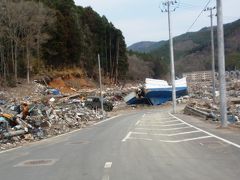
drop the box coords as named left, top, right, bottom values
left=127, top=136, right=211, bottom=143
left=122, top=132, right=132, bottom=142
left=140, top=120, right=180, bottom=124
left=128, top=137, right=153, bottom=141
left=132, top=130, right=201, bottom=137
left=169, top=113, right=240, bottom=149
left=142, top=117, right=175, bottom=121
left=135, top=126, right=192, bottom=131
left=138, top=122, right=185, bottom=127
left=158, top=136, right=212, bottom=143
left=123, top=113, right=240, bottom=145
left=135, top=120, right=141, bottom=126
left=159, top=117, right=177, bottom=120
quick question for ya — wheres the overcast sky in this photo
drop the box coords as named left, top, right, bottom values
left=74, top=0, right=240, bottom=46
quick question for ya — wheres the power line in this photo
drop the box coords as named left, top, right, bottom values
left=186, top=0, right=212, bottom=32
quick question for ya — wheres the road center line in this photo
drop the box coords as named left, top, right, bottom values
left=104, top=162, right=112, bottom=169
left=169, top=113, right=240, bottom=149
left=102, top=162, right=112, bottom=180
left=102, top=175, right=109, bottom=180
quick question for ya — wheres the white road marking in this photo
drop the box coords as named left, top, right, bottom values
left=102, top=162, right=112, bottom=180
left=158, top=136, right=212, bottom=143
left=94, top=115, right=120, bottom=126
left=104, top=162, right=112, bottom=169
left=138, top=122, right=185, bottom=127
left=141, top=117, right=175, bottom=121
left=127, top=136, right=212, bottom=143
left=135, top=126, right=192, bottom=131
left=122, top=132, right=132, bottom=142
left=0, top=146, right=23, bottom=154
left=128, top=137, right=153, bottom=141
left=159, top=117, right=177, bottom=120
left=131, top=130, right=201, bottom=136
left=169, top=113, right=240, bottom=149
left=135, top=120, right=141, bottom=126
left=102, top=175, right=109, bottom=180
left=142, top=114, right=146, bottom=118
left=140, top=120, right=180, bottom=124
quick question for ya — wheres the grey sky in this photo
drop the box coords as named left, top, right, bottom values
left=74, top=0, right=240, bottom=46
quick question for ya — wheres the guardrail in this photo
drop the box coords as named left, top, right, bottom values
left=184, top=105, right=215, bottom=120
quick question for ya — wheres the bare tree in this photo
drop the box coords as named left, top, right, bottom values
left=19, top=0, right=55, bottom=83
left=0, top=0, right=55, bottom=84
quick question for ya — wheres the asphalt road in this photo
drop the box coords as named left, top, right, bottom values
left=0, top=106, right=240, bottom=180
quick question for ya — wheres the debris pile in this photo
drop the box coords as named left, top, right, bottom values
left=0, top=95, right=103, bottom=150
left=0, top=81, right=135, bottom=151
left=184, top=71, right=240, bottom=125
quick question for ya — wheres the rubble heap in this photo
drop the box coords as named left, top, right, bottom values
left=184, top=71, right=240, bottom=125
left=0, top=81, right=136, bottom=151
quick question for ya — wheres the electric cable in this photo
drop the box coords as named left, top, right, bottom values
left=186, top=0, right=212, bottom=32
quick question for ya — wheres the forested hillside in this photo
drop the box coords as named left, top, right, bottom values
left=0, top=0, right=128, bottom=86
left=127, top=51, right=168, bottom=80
left=127, top=41, right=164, bottom=53
left=129, top=19, right=240, bottom=76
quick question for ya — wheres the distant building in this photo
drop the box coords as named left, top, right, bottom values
left=182, top=71, right=214, bottom=94
left=183, top=71, right=213, bottom=82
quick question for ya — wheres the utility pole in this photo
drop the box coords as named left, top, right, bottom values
left=98, top=54, right=104, bottom=116
left=204, top=7, right=216, bottom=104
left=161, top=0, right=178, bottom=113
left=216, top=0, right=228, bottom=127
